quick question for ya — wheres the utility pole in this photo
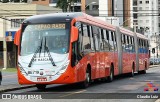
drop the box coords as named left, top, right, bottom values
left=2, top=16, right=7, bottom=69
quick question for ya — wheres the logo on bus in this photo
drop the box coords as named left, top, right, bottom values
left=33, top=57, right=50, bottom=62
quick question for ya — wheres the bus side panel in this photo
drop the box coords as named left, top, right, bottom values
left=130, top=53, right=136, bottom=71
left=122, top=52, right=130, bottom=73
left=76, top=53, right=97, bottom=82
left=114, top=51, right=119, bottom=75
left=99, top=52, right=106, bottom=78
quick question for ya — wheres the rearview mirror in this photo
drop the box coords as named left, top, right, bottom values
left=14, top=29, right=21, bottom=46
left=71, top=26, right=78, bottom=43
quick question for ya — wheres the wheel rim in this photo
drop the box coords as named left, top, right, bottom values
left=110, top=70, right=113, bottom=80
left=132, top=68, right=134, bottom=76
left=86, top=72, right=90, bottom=83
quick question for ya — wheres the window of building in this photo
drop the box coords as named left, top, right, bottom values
left=11, top=19, right=24, bottom=28
left=133, top=7, right=138, bottom=12
left=139, top=7, right=142, bottom=10
left=139, top=14, right=142, bottom=16
left=50, top=0, right=57, bottom=3
left=139, top=20, right=143, bottom=23
left=133, top=14, right=137, bottom=19
left=92, top=5, right=99, bottom=10
left=146, top=7, right=149, bottom=10
left=139, top=1, right=142, bottom=4
left=146, top=20, right=149, bottom=23
left=146, top=1, right=149, bottom=4
left=133, top=0, right=137, bottom=6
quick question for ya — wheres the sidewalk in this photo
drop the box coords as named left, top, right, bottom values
left=0, top=84, right=35, bottom=92
left=149, top=64, right=160, bottom=68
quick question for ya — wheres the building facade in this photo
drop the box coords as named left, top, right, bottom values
left=0, top=3, right=61, bottom=68
left=134, top=0, right=159, bottom=58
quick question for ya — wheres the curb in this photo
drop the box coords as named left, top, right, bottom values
left=0, top=85, right=35, bottom=93
left=155, top=99, right=160, bottom=102
left=149, top=65, right=160, bottom=68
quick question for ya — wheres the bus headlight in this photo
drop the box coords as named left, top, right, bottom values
left=18, top=62, right=28, bottom=76
left=57, top=60, right=70, bottom=75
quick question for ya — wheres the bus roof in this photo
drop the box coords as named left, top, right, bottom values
left=78, top=13, right=116, bottom=31
left=23, top=12, right=116, bottom=31
left=23, top=12, right=83, bottom=24
left=119, top=27, right=134, bottom=36
left=23, top=12, right=148, bottom=40
left=136, top=32, right=148, bottom=40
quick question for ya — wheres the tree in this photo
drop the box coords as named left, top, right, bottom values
left=21, top=0, right=27, bottom=3
left=13, top=0, right=20, bottom=2
left=57, top=0, right=68, bottom=12
left=56, top=0, right=79, bottom=12
left=2, top=0, right=9, bottom=3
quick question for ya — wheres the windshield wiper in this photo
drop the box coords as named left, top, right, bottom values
left=28, top=38, right=43, bottom=67
left=44, top=37, right=56, bottom=66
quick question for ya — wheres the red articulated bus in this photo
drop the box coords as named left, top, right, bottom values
left=14, top=12, right=149, bottom=90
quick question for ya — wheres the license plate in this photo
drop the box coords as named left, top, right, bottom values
left=37, top=77, right=47, bottom=82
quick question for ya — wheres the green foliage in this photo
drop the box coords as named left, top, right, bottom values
left=21, top=0, right=27, bottom=3
left=13, top=0, right=20, bottom=2
left=1, top=68, right=17, bottom=72
left=2, top=0, right=9, bottom=3
left=56, top=0, right=79, bottom=12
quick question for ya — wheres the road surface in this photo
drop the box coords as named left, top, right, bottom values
left=1, top=66, right=160, bottom=102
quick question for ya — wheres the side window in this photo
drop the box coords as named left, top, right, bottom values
left=125, top=35, right=129, bottom=52
left=142, top=39, right=144, bottom=53
left=109, top=31, right=114, bottom=51
left=103, top=29, right=110, bottom=51
left=75, top=22, right=83, bottom=54
left=129, top=36, right=133, bottom=53
left=122, top=34, right=126, bottom=52
left=113, top=32, right=117, bottom=51
left=82, top=24, right=91, bottom=54
left=99, top=29, right=104, bottom=51
left=89, top=26, right=95, bottom=51
left=132, top=37, right=135, bottom=52
left=92, top=26, right=100, bottom=51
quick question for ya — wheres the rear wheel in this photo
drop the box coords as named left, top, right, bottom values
left=129, top=65, right=134, bottom=77
left=138, top=62, right=147, bottom=74
left=36, top=84, right=46, bottom=90
left=108, top=67, right=114, bottom=82
left=138, top=69, right=146, bottom=74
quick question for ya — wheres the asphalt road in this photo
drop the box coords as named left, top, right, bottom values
left=1, top=66, right=160, bottom=102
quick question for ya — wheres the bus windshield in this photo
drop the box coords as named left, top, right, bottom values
left=20, top=23, right=70, bottom=56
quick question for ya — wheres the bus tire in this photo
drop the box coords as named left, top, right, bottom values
left=129, top=65, right=134, bottom=77
left=36, top=84, right=46, bottom=90
left=80, top=69, right=90, bottom=88
left=138, top=62, right=147, bottom=74
left=108, top=66, right=114, bottom=82
left=139, top=69, right=146, bottom=74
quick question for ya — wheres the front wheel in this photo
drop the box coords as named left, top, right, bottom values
left=80, top=69, right=91, bottom=88
left=36, top=84, right=46, bottom=90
